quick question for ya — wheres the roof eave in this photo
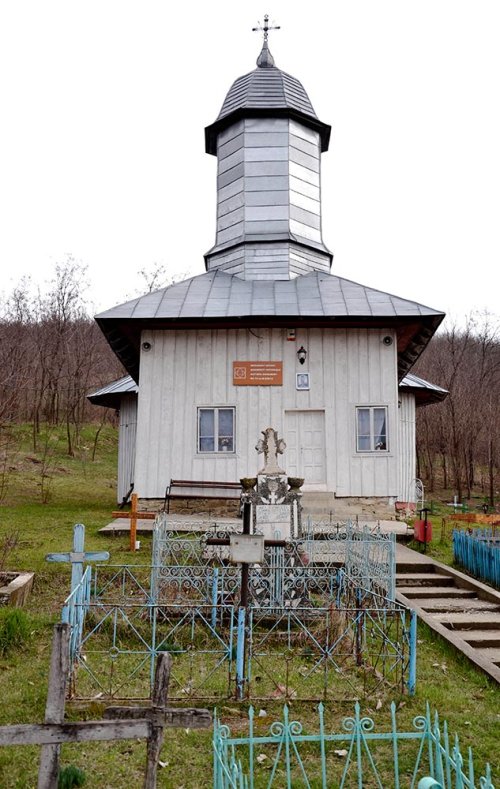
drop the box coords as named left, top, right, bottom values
left=96, top=312, right=444, bottom=384
left=88, top=392, right=122, bottom=409
left=396, top=313, right=445, bottom=381
left=205, top=107, right=331, bottom=155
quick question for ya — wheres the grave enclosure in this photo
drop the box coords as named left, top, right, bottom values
left=60, top=512, right=414, bottom=703
left=58, top=428, right=415, bottom=703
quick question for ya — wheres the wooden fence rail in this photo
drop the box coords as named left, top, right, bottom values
left=0, top=623, right=211, bottom=789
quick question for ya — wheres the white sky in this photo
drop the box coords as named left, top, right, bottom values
left=1, top=1, right=499, bottom=327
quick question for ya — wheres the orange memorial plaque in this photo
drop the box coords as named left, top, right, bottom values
left=233, top=361, right=283, bottom=386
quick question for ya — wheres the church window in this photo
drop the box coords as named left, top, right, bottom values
left=198, top=407, right=235, bottom=453
left=356, top=406, right=388, bottom=452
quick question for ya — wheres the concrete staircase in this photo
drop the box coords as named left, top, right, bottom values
left=396, top=558, right=500, bottom=683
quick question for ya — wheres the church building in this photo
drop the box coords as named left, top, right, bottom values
left=91, top=24, right=446, bottom=518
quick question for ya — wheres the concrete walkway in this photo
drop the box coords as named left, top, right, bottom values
left=99, top=513, right=243, bottom=535
left=99, top=514, right=411, bottom=537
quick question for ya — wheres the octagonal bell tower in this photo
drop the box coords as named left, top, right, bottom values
left=204, top=25, right=332, bottom=281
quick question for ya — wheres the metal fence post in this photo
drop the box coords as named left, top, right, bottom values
left=408, top=609, right=417, bottom=695
left=211, top=567, right=219, bottom=630
left=236, top=607, right=246, bottom=699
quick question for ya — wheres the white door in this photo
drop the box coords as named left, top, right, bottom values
left=285, top=410, right=326, bottom=488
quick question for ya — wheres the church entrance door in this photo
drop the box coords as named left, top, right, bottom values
left=285, top=410, right=326, bottom=488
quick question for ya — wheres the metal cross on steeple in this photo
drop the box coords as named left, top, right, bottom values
left=252, top=14, right=280, bottom=43
left=253, top=14, right=280, bottom=68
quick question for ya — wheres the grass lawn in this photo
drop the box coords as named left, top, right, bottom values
left=0, top=425, right=498, bottom=787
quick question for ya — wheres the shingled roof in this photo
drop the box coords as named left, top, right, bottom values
left=95, top=270, right=445, bottom=383
left=205, top=53, right=330, bottom=154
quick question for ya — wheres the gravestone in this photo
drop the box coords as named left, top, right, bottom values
left=242, top=427, right=303, bottom=539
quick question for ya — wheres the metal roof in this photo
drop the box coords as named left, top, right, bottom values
left=399, top=372, right=448, bottom=406
left=218, top=68, right=317, bottom=122
left=205, top=65, right=331, bottom=154
left=95, top=270, right=445, bottom=383
left=87, top=375, right=138, bottom=408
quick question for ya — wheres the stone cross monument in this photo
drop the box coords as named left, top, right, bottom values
left=241, top=427, right=303, bottom=540
left=256, top=427, right=286, bottom=475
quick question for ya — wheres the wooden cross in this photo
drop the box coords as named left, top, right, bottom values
left=0, top=623, right=211, bottom=789
left=111, top=492, right=156, bottom=551
left=45, top=523, right=109, bottom=591
left=104, top=662, right=211, bottom=786
left=252, top=13, right=280, bottom=42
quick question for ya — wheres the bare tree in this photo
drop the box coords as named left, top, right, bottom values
left=415, top=312, right=500, bottom=505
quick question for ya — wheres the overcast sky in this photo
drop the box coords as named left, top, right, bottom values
left=1, top=1, right=499, bottom=328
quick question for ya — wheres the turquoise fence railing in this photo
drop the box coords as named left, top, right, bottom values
left=213, top=702, right=495, bottom=789
left=453, top=529, right=500, bottom=589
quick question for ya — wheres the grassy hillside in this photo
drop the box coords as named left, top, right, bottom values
left=0, top=425, right=498, bottom=787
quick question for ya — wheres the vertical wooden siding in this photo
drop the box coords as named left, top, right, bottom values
left=134, top=327, right=399, bottom=498
left=397, top=393, right=416, bottom=503
left=210, top=119, right=326, bottom=279
left=117, top=394, right=137, bottom=504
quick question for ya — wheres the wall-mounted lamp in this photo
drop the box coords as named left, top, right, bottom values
left=297, top=346, right=307, bottom=365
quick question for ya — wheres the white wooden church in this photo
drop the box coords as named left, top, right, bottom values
left=90, top=27, right=446, bottom=518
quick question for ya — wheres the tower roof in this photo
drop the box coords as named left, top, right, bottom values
left=205, top=58, right=331, bottom=155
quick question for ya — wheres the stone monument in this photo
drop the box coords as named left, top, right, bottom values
left=241, top=427, right=303, bottom=540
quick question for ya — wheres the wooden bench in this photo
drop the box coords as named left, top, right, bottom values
left=164, top=479, right=242, bottom=513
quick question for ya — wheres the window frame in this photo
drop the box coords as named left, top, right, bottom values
left=197, top=406, right=236, bottom=454
left=355, top=405, right=389, bottom=453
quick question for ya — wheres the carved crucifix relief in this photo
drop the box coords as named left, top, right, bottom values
left=256, top=427, right=286, bottom=475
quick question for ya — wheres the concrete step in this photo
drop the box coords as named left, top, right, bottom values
left=396, top=573, right=455, bottom=587
left=459, top=630, right=500, bottom=648
left=397, top=587, right=475, bottom=599
left=440, top=613, right=500, bottom=629
left=396, top=562, right=437, bottom=574
left=426, top=599, right=500, bottom=614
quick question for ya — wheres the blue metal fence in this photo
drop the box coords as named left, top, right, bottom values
left=303, top=519, right=396, bottom=601
left=453, top=529, right=500, bottom=589
left=152, top=516, right=397, bottom=605
left=213, top=702, right=495, bottom=788
left=61, top=564, right=416, bottom=701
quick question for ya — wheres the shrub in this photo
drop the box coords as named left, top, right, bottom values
left=58, top=766, right=86, bottom=788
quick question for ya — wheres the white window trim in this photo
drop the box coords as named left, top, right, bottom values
left=355, top=405, right=389, bottom=453
left=197, top=406, right=236, bottom=455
